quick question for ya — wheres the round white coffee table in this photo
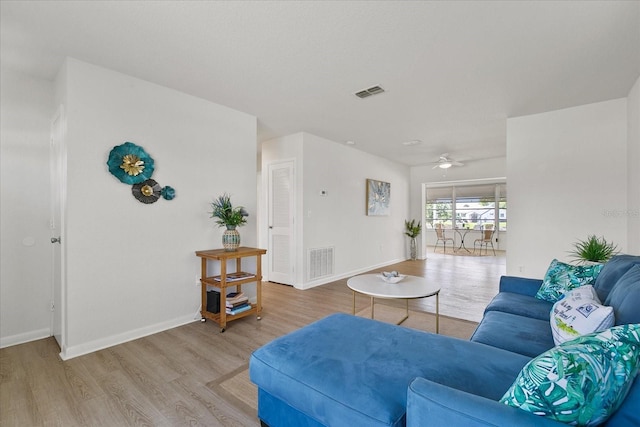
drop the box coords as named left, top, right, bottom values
left=347, top=274, right=441, bottom=333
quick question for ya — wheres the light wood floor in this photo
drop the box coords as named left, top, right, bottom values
left=0, top=252, right=504, bottom=427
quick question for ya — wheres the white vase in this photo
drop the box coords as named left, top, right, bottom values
left=410, top=237, right=417, bottom=260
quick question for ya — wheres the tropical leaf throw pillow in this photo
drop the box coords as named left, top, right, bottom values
left=500, top=324, right=640, bottom=427
left=535, top=259, right=604, bottom=303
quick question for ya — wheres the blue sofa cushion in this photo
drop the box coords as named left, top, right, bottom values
left=407, top=377, right=564, bottom=427
left=499, top=276, right=544, bottom=297
left=593, top=255, right=640, bottom=302
left=250, top=313, right=531, bottom=427
left=535, top=259, right=604, bottom=303
left=606, top=376, right=640, bottom=427
left=484, top=291, right=553, bottom=321
left=470, top=311, right=556, bottom=358
left=604, top=264, right=640, bottom=325
left=500, top=324, right=640, bottom=427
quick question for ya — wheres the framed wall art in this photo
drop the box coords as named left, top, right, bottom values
left=366, top=179, right=390, bottom=216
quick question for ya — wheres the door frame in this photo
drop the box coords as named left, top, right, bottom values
left=50, top=104, right=67, bottom=355
left=267, top=160, right=296, bottom=285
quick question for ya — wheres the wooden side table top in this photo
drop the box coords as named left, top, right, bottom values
left=195, top=247, right=267, bottom=260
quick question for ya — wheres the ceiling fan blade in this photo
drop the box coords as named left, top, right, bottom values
left=429, top=152, right=465, bottom=168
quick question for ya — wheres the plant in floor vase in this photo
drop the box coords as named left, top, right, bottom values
left=568, top=235, right=618, bottom=264
left=404, top=219, right=422, bottom=260
left=210, top=193, right=249, bottom=251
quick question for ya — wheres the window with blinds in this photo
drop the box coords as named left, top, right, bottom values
left=425, top=183, right=507, bottom=231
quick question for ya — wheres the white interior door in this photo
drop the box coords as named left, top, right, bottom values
left=50, top=106, right=66, bottom=350
left=268, top=161, right=295, bottom=285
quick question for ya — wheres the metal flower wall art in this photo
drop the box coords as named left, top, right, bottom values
left=132, top=179, right=162, bottom=204
left=121, top=154, right=146, bottom=177
left=107, top=142, right=154, bottom=184
left=107, top=142, right=175, bottom=204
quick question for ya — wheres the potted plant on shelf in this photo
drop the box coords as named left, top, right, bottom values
left=210, top=193, right=249, bottom=251
left=404, top=219, right=422, bottom=260
left=569, top=235, right=618, bottom=264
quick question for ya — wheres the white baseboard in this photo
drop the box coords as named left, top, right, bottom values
left=297, top=258, right=405, bottom=290
left=2, top=261, right=407, bottom=355
left=0, top=328, right=51, bottom=349
left=59, top=314, right=197, bottom=360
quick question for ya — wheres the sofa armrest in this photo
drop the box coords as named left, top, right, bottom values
left=407, top=377, right=563, bottom=427
left=499, top=276, right=543, bottom=297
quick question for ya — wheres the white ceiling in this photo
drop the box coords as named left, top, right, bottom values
left=2, top=1, right=639, bottom=166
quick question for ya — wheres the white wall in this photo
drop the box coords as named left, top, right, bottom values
left=507, top=98, right=628, bottom=279
left=54, top=59, right=257, bottom=358
left=410, top=157, right=507, bottom=258
left=302, top=134, right=410, bottom=286
left=261, top=132, right=410, bottom=289
left=627, top=76, right=640, bottom=254
left=0, top=68, right=55, bottom=347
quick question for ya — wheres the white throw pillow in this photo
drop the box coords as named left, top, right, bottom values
left=550, top=285, right=615, bottom=345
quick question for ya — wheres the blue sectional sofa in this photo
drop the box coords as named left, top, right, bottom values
left=250, top=255, right=640, bottom=426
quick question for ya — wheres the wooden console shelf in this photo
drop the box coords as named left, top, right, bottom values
left=195, top=247, right=267, bottom=332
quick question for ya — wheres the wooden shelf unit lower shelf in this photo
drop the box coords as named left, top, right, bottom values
left=201, top=302, right=259, bottom=323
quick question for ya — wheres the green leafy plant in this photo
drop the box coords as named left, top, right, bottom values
left=569, top=235, right=618, bottom=264
left=210, top=193, right=248, bottom=228
left=404, top=219, right=422, bottom=238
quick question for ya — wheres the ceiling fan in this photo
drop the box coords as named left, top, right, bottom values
left=431, top=153, right=464, bottom=169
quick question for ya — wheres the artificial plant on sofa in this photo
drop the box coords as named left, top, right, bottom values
left=250, top=255, right=640, bottom=427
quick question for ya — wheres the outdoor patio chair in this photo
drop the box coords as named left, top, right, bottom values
left=434, top=223, right=455, bottom=253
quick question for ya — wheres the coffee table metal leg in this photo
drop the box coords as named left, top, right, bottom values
left=371, top=296, right=374, bottom=318
left=436, top=292, right=440, bottom=334
left=396, top=299, right=409, bottom=325
left=352, top=290, right=356, bottom=315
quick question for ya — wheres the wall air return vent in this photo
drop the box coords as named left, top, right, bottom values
left=308, top=247, right=335, bottom=280
left=355, top=85, right=385, bottom=99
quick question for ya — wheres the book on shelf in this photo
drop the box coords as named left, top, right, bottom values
left=226, top=292, right=248, bottom=305
left=227, top=301, right=249, bottom=310
left=226, top=304, right=252, bottom=315
left=226, top=291, right=243, bottom=300
left=214, top=272, right=255, bottom=282
left=226, top=299, right=249, bottom=308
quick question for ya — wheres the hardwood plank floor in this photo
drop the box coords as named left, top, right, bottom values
left=0, top=252, right=505, bottom=426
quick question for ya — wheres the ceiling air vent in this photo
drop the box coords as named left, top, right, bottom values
left=355, top=85, right=385, bottom=99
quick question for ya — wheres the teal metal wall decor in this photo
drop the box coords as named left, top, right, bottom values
left=107, top=142, right=155, bottom=184
left=161, top=186, right=175, bottom=200
left=107, top=141, right=176, bottom=204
